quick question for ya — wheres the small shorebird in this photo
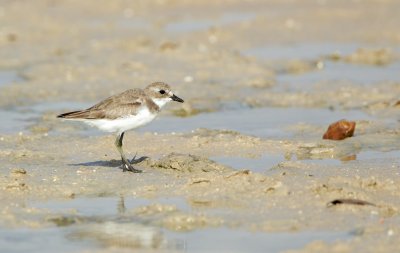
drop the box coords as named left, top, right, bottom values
left=58, top=82, right=184, bottom=172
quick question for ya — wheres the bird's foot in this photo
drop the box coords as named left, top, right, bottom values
left=130, top=154, right=149, bottom=164
left=130, top=152, right=138, bottom=164
left=121, top=160, right=142, bottom=173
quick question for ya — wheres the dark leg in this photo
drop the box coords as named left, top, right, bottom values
left=115, top=132, right=142, bottom=173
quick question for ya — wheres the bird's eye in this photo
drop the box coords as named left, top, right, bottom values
left=159, top=90, right=166, bottom=94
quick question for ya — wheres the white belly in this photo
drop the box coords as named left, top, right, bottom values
left=83, top=109, right=157, bottom=134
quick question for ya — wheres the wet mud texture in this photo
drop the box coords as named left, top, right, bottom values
left=1, top=0, right=400, bottom=252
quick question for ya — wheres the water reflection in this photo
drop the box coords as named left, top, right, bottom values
left=212, top=147, right=400, bottom=173
left=69, top=222, right=175, bottom=250
left=117, top=196, right=126, bottom=214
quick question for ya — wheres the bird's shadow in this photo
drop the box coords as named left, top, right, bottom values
left=69, top=156, right=149, bottom=168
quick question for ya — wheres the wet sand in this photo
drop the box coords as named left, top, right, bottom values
left=1, top=0, right=400, bottom=252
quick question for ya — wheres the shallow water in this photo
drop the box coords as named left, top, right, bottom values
left=1, top=4, right=399, bottom=251
left=0, top=101, right=372, bottom=139
left=277, top=61, right=400, bottom=92
left=0, top=102, right=91, bottom=134
left=355, top=149, right=400, bottom=162
left=166, top=228, right=349, bottom=253
left=247, top=43, right=400, bottom=92
left=0, top=70, right=20, bottom=88
left=0, top=227, right=94, bottom=253
left=0, top=225, right=350, bottom=253
left=165, top=12, right=256, bottom=33
left=0, top=110, right=37, bottom=134
left=142, top=107, right=372, bottom=139
left=32, top=196, right=191, bottom=216
left=211, top=149, right=400, bottom=172
left=22, top=196, right=351, bottom=253
left=246, top=43, right=361, bottom=61
left=0, top=43, right=390, bottom=139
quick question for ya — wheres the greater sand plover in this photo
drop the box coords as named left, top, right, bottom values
left=58, top=82, right=184, bottom=172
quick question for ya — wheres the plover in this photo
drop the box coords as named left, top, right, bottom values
left=57, top=82, right=184, bottom=173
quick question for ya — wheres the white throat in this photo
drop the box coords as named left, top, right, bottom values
left=152, top=97, right=171, bottom=109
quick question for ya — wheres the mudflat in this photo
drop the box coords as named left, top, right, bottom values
left=0, top=1, right=400, bottom=252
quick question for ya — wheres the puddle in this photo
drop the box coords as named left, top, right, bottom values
left=141, top=107, right=372, bottom=139
left=0, top=227, right=95, bottom=253
left=0, top=101, right=91, bottom=134
left=276, top=61, right=400, bottom=92
left=290, top=149, right=400, bottom=167
left=211, top=154, right=284, bottom=172
left=26, top=101, right=92, bottom=114
left=0, top=110, right=37, bottom=134
left=246, top=43, right=400, bottom=91
left=246, top=43, right=360, bottom=61
left=32, top=196, right=191, bottom=217
left=166, top=12, right=255, bottom=33
left=0, top=224, right=349, bottom=253
left=165, top=228, right=349, bottom=253
left=0, top=70, right=21, bottom=88
left=23, top=196, right=352, bottom=253
left=354, top=150, right=400, bottom=162
left=298, top=150, right=400, bottom=165
left=116, top=17, right=152, bottom=30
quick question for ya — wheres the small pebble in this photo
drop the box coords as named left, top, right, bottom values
left=11, top=168, right=27, bottom=175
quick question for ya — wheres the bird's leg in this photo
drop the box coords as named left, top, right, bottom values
left=115, top=132, right=142, bottom=173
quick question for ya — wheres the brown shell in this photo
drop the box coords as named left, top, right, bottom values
left=323, top=120, right=356, bottom=140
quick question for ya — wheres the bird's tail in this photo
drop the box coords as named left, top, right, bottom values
left=57, top=110, right=90, bottom=119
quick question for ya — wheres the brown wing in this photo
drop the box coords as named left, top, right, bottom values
left=57, top=89, right=145, bottom=120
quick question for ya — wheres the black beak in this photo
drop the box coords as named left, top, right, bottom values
left=171, top=94, right=184, bottom=103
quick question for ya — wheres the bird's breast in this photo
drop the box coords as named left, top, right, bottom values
left=118, top=108, right=157, bottom=131
left=84, top=108, right=157, bottom=133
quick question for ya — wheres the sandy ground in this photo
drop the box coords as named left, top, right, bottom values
left=1, top=0, right=400, bottom=252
